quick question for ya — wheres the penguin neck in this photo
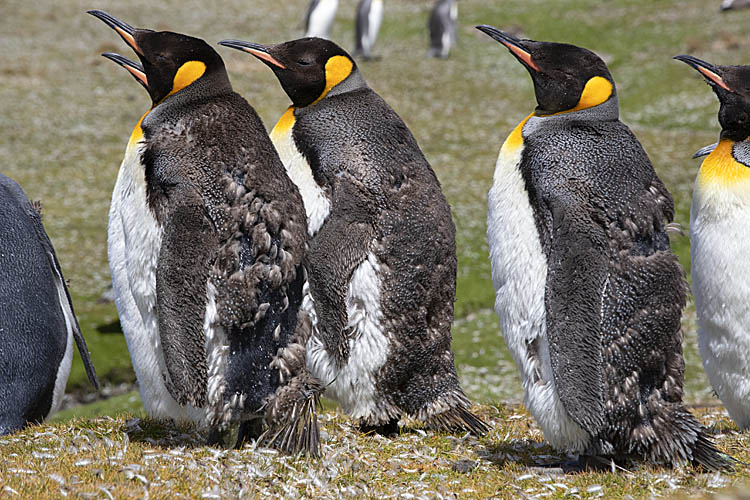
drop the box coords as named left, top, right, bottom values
left=523, top=95, right=619, bottom=138
left=307, top=65, right=368, bottom=107
left=144, top=73, right=233, bottom=129
left=697, top=138, right=750, bottom=193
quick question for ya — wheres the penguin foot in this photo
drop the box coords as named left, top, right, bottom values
left=206, top=423, right=240, bottom=449
left=235, top=418, right=264, bottom=448
left=358, top=417, right=400, bottom=437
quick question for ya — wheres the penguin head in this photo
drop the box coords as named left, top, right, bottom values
left=88, top=10, right=230, bottom=106
left=476, top=25, right=616, bottom=116
left=219, top=37, right=359, bottom=107
left=674, top=55, right=750, bottom=142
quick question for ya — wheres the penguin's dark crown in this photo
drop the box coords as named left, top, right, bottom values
left=675, top=55, right=750, bottom=142
left=89, top=10, right=230, bottom=105
left=477, top=25, right=616, bottom=115
left=219, top=37, right=357, bottom=108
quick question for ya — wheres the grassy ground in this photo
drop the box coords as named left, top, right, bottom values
left=2, top=0, right=750, bottom=497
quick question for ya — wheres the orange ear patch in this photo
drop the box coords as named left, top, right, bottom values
left=312, top=55, right=354, bottom=105
left=166, top=61, right=206, bottom=99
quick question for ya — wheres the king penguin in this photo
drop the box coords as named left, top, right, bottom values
left=0, top=174, right=99, bottom=434
left=675, top=54, right=750, bottom=431
left=89, top=11, right=321, bottom=455
left=476, top=24, right=732, bottom=469
left=354, top=0, right=383, bottom=60
left=219, top=36, right=487, bottom=436
left=428, top=0, right=457, bottom=59
left=304, top=0, right=338, bottom=40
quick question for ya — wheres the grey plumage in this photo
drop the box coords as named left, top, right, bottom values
left=293, top=72, right=485, bottom=434
left=0, top=174, right=98, bottom=434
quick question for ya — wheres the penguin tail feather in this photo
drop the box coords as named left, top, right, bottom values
left=427, top=406, right=489, bottom=436
left=262, top=372, right=324, bottom=457
left=691, top=432, right=737, bottom=472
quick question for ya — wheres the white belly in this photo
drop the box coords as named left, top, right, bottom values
left=270, top=116, right=330, bottom=237
left=108, top=140, right=207, bottom=424
left=306, top=252, right=396, bottom=422
left=487, top=133, right=589, bottom=452
left=363, top=0, right=383, bottom=52
left=691, top=185, right=750, bottom=430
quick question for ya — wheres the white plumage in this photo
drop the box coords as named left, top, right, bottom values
left=691, top=145, right=750, bottom=431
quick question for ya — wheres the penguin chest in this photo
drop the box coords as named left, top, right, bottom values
left=270, top=110, right=330, bottom=237
left=486, top=119, right=588, bottom=451
left=306, top=0, right=338, bottom=38
left=691, top=179, right=750, bottom=428
left=107, top=140, right=182, bottom=419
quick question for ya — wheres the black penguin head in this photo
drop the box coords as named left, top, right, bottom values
left=88, top=10, right=230, bottom=106
left=476, top=25, right=616, bottom=115
left=674, top=55, right=750, bottom=142
left=219, top=37, right=357, bottom=107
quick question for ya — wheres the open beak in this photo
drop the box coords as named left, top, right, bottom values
left=102, top=52, right=148, bottom=89
left=218, top=39, right=287, bottom=69
left=87, top=10, right=145, bottom=56
left=674, top=55, right=733, bottom=92
left=476, top=25, right=541, bottom=72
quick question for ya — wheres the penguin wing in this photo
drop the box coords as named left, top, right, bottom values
left=543, top=184, right=608, bottom=434
left=23, top=196, right=100, bottom=390
left=156, top=200, right=217, bottom=407
left=306, top=175, right=376, bottom=362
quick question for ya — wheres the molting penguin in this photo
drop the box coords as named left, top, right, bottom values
left=304, top=0, right=339, bottom=39
left=219, top=37, right=487, bottom=436
left=0, top=174, right=99, bottom=434
left=675, top=54, right=750, bottom=431
left=354, top=0, right=383, bottom=60
left=89, top=11, right=321, bottom=455
left=477, top=24, right=732, bottom=469
left=428, top=0, right=457, bottom=58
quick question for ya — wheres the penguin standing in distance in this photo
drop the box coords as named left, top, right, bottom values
left=721, top=0, right=750, bottom=11
left=428, top=0, right=457, bottom=58
left=304, top=0, right=338, bottom=39
left=674, top=54, right=750, bottom=431
left=219, top=36, right=487, bottom=436
left=354, top=0, right=383, bottom=60
left=476, top=24, right=733, bottom=469
left=0, top=174, right=99, bottom=434
left=88, top=11, right=321, bottom=455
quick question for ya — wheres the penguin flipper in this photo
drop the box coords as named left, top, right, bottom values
left=544, top=188, right=608, bottom=435
left=156, top=201, right=216, bottom=408
left=307, top=184, right=375, bottom=364
left=26, top=200, right=100, bottom=390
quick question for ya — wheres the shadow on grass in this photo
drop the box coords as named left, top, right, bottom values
left=122, top=417, right=207, bottom=449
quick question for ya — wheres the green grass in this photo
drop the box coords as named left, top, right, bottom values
left=2, top=0, right=750, bottom=497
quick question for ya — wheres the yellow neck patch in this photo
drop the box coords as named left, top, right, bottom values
left=270, top=107, right=296, bottom=142
left=166, top=60, right=207, bottom=99
left=562, top=76, right=613, bottom=114
left=312, top=55, right=353, bottom=105
left=698, top=139, right=750, bottom=189
left=127, top=111, right=149, bottom=148
left=501, top=113, right=535, bottom=153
